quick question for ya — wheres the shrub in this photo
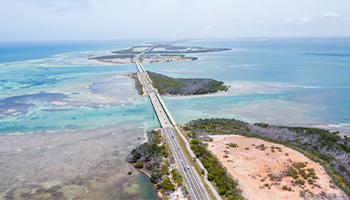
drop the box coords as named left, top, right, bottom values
left=256, top=144, right=266, bottom=151
left=282, top=185, right=292, bottom=191
left=295, top=179, right=305, bottom=185
left=207, top=173, right=214, bottom=181
left=135, top=162, right=144, bottom=169
left=227, top=143, right=238, bottom=148
left=161, top=177, right=175, bottom=191
left=190, top=139, right=200, bottom=145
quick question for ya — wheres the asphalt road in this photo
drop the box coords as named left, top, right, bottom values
left=134, top=56, right=207, bottom=199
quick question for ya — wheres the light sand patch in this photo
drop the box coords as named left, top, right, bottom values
left=208, top=135, right=347, bottom=200
left=50, top=101, right=67, bottom=105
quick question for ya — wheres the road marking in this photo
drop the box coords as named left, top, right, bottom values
left=134, top=47, right=206, bottom=200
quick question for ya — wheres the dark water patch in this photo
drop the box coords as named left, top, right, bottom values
left=42, top=108, right=74, bottom=112
left=64, top=125, right=79, bottom=130
left=304, top=53, right=350, bottom=57
left=0, top=93, right=68, bottom=118
left=0, top=93, right=68, bottom=104
left=17, top=77, right=62, bottom=88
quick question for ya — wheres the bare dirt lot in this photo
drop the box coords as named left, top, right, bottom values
left=208, top=135, right=347, bottom=200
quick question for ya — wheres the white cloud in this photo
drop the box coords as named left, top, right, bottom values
left=0, top=0, right=349, bottom=40
left=284, top=16, right=311, bottom=24
left=301, top=17, right=311, bottom=24
left=320, top=12, right=340, bottom=19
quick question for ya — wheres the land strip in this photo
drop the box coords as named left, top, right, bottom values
left=130, top=47, right=210, bottom=200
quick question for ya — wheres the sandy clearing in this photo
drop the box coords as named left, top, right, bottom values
left=208, top=135, right=347, bottom=200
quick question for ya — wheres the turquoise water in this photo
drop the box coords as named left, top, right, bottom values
left=143, top=39, right=350, bottom=133
left=0, top=39, right=349, bottom=198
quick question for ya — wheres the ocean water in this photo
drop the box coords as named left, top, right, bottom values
left=143, top=38, right=350, bottom=133
left=0, top=40, right=161, bottom=199
left=0, top=38, right=349, bottom=199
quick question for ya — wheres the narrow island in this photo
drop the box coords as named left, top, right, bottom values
left=88, top=43, right=231, bottom=64
left=131, top=71, right=228, bottom=96
left=111, top=43, right=231, bottom=55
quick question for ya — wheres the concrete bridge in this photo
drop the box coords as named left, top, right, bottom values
left=133, top=45, right=220, bottom=200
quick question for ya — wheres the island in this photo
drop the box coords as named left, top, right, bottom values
left=111, top=43, right=231, bottom=54
left=131, top=71, right=228, bottom=96
left=88, top=43, right=231, bottom=64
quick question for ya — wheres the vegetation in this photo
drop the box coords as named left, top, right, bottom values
left=184, top=118, right=350, bottom=196
left=111, top=44, right=231, bottom=54
left=189, top=139, right=245, bottom=199
left=146, top=71, right=228, bottom=95
left=227, top=143, right=238, bottom=148
left=171, top=168, right=183, bottom=186
left=282, top=185, right=292, bottom=191
left=159, top=177, right=176, bottom=192
left=131, top=73, right=144, bottom=95
left=128, top=129, right=187, bottom=197
left=135, top=162, right=144, bottom=168
left=255, top=144, right=267, bottom=151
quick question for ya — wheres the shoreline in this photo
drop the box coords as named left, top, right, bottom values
left=125, top=72, right=350, bottom=135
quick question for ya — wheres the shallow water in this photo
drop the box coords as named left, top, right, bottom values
left=0, top=41, right=161, bottom=199
left=0, top=38, right=349, bottom=199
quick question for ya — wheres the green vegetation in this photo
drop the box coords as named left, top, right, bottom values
left=128, top=129, right=187, bottom=196
left=190, top=139, right=245, bottom=199
left=146, top=71, right=228, bottom=95
left=159, top=177, right=176, bottom=192
left=185, top=118, right=350, bottom=196
left=255, top=144, right=267, bottom=151
left=111, top=44, right=231, bottom=54
left=285, top=167, right=299, bottom=179
left=135, top=162, right=144, bottom=168
left=227, top=143, right=238, bottom=148
left=128, top=171, right=132, bottom=175
left=295, top=179, right=305, bottom=185
left=131, top=73, right=144, bottom=95
left=282, top=185, right=292, bottom=191
left=171, top=168, right=183, bottom=186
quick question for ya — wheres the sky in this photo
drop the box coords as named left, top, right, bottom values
left=1, top=0, right=350, bottom=41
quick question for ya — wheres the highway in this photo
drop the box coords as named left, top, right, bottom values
left=133, top=46, right=208, bottom=200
